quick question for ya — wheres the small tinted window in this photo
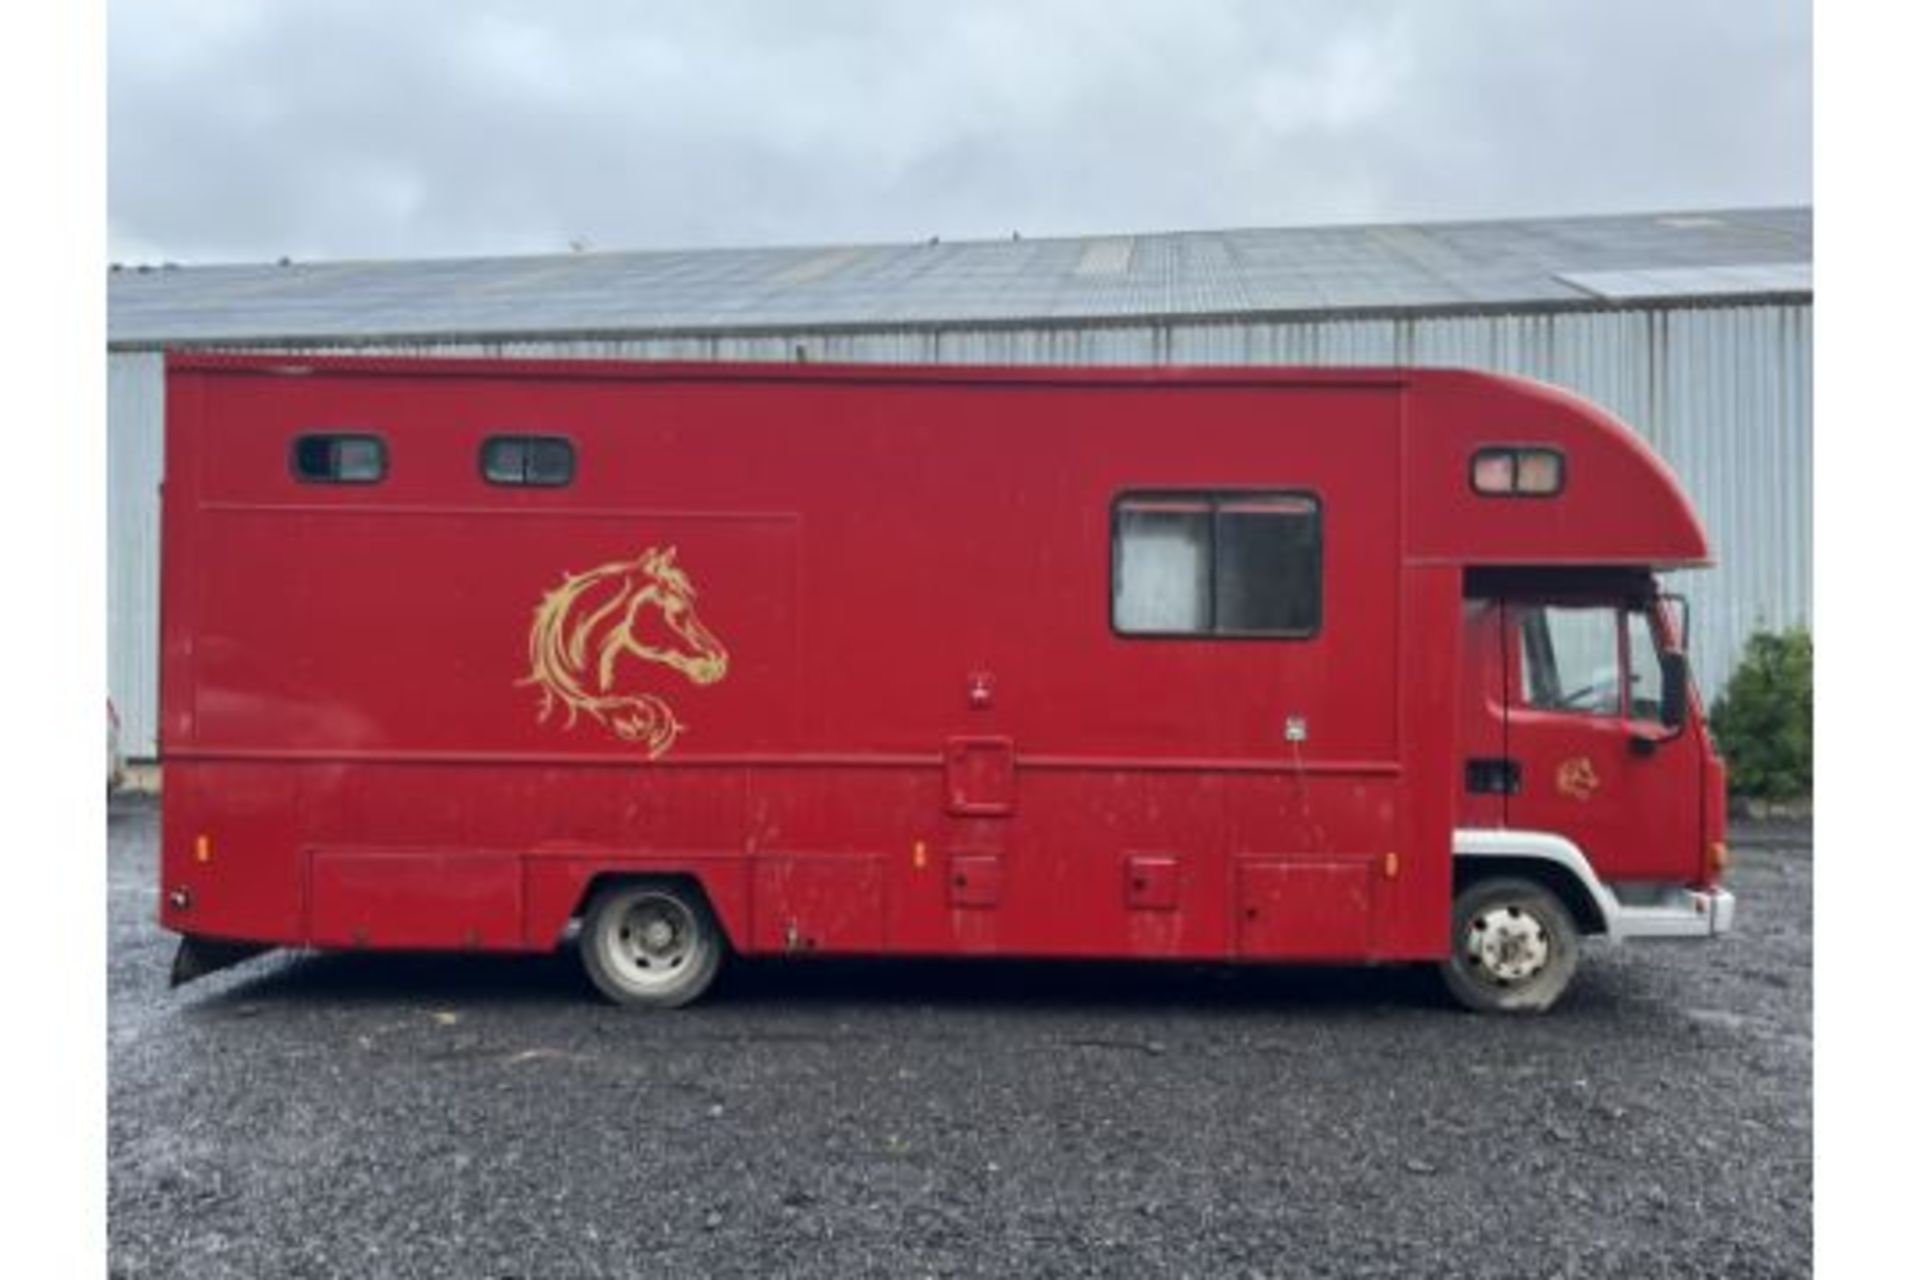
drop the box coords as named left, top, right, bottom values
left=482, top=436, right=574, bottom=487
left=1472, top=446, right=1564, bottom=496
left=1215, top=496, right=1321, bottom=633
left=292, top=433, right=385, bottom=484
left=1113, top=492, right=1321, bottom=637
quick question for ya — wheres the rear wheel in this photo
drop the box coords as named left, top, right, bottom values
left=1442, top=877, right=1580, bottom=1013
left=579, top=881, right=723, bottom=1008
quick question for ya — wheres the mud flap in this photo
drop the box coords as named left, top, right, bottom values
left=169, top=936, right=273, bottom=987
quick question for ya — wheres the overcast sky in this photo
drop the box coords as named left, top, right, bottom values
left=107, top=0, right=1809, bottom=265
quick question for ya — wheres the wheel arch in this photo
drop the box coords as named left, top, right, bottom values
left=1453, top=829, right=1617, bottom=938
left=572, top=870, right=740, bottom=952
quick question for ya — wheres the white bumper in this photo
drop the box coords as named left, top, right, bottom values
left=1608, top=884, right=1736, bottom=940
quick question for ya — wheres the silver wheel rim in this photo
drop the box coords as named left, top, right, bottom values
left=1465, top=903, right=1552, bottom=985
left=599, top=892, right=704, bottom=993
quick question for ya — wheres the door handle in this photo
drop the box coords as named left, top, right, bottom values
left=1466, top=757, right=1521, bottom=794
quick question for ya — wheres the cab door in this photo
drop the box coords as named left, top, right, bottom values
left=1501, top=601, right=1700, bottom=881
left=1608, top=604, right=1705, bottom=882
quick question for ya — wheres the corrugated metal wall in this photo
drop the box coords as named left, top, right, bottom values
left=107, top=300, right=1809, bottom=756
left=107, top=351, right=165, bottom=758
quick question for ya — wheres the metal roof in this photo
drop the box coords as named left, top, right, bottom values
left=108, top=206, right=1811, bottom=348
left=1555, top=260, right=1811, bottom=302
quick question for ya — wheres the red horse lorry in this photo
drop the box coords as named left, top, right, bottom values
left=159, top=353, right=1732, bottom=1012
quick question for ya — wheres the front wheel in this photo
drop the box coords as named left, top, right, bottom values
left=579, top=881, right=724, bottom=1008
left=1441, top=877, right=1580, bottom=1014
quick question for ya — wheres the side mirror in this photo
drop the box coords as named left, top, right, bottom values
left=1659, top=592, right=1692, bottom=652
left=1659, top=650, right=1689, bottom=729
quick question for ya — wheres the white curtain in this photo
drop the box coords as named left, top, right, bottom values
left=1115, top=512, right=1208, bottom=632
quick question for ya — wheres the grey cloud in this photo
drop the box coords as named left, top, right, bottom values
left=108, top=0, right=1809, bottom=264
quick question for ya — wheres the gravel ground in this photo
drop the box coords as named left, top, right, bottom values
left=108, top=796, right=1810, bottom=1278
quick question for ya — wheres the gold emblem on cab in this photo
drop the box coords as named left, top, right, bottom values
left=1555, top=756, right=1600, bottom=801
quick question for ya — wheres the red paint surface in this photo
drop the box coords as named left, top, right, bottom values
left=158, top=354, right=1717, bottom=966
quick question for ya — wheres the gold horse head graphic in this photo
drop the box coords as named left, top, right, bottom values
left=521, top=546, right=729, bottom=758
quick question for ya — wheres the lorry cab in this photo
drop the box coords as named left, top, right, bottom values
left=1450, top=568, right=1732, bottom=1010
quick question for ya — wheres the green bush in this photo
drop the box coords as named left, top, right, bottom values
left=1709, top=627, right=1813, bottom=800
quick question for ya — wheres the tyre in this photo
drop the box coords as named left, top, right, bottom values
left=579, top=881, right=724, bottom=1008
left=1441, top=876, right=1580, bottom=1014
